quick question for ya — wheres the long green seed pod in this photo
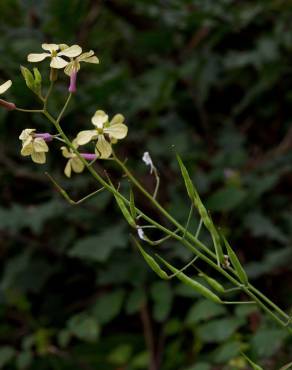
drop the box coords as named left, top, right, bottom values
left=197, top=271, right=225, bottom=294
left=133, top=238, right=169, bottom=280
left=176, top=154, right=224, bottom=265
left=114, top=193, right=136, bottom=228
left=129, top=188, right=137, bottom=219
left=157, top=255, right=222, bottom=304
left=176, top=154, right=196, bottom=200
left=107, top=176, right=136, bottom=228
left=194, top=194, right=224, bottom=265
left=223, top=236, right=248, bottom=286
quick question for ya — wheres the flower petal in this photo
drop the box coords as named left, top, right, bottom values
left=19, top=128, right=35, bottom=141
left=61, top=146, right=72, bottom=159
left=91, top=110, right=108, bottom=128
left=58, top=45, right=82, bottom=58
left=83, top=56, right=99, bottom=64
left=75, top=130, right=97, bottom=145
left=64, top=160, right=72, bottom=178
left=33, top=138, right=49, bottom=152
left=27, top=53, right=50, bottom=62
left=42, top=43, right=59, bottom=52
left=31, top=151, right=46, bottom=164
left=71, top=157, right=84, bottom=173
left=110, top=113, right=125, bottom=125
left=78, top=51, right=99, bottom=64
left=95, top=135, right=112, bottom=158
left=21, top=142, right=33, bottom=156
left=78, top=50, right=94, bottom=61
left=64, top=62, right=77, bottom=76
left=104, top=123, right=128, bottom=139
left=0, top=80, right=12, bottom=95
left=59, top=43, right=69, bottom=51
left=50, top=56, right=68, bottom=69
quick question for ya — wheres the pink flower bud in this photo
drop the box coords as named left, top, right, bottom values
left=68, top=71, right=77, bottom=93
left=34, top=133, right=53, bottom=142
left=0, top=99, right=16, bottom=111
left=80, top=153, right=97, bottom=161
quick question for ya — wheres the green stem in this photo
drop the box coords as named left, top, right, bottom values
left=57, top=93, right=72, bottom=123
left=41, top=107, right=291, bottom=332
left=249, top=285, right=290, bottom=321
left=113, top=152, right=216, bottom=261
left=44, top=81, right=54, bottom=110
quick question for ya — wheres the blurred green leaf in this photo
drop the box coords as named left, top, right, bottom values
left=207, top=187, right=246, bottom=212
left=68, top=313, right=99, bottom=342
left=69, top=224, right=126, bottom=262
left=91, top=290, right=125, bottom=325
left=197, top=318, right=244, bottom=343
left=186, top=299, right=226, bottom=324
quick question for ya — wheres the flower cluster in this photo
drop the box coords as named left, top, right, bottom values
left=6, top=42, right=128, bottom=178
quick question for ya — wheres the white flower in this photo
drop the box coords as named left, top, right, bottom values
left=75, top=110, right=128, bottom=159
left=27, top=43, right=82, bottom=69
left=19, top=129, right=49, bottom=164
left=0, top=80, right=12, bottom=94
left=142, top=152, right=155, bottom=174
left=61, top=143, right=85, bottom=178
left=64, top=50, right=99, bottom=76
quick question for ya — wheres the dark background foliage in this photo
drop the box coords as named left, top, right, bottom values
left=0, top=0, right=291, bottom=369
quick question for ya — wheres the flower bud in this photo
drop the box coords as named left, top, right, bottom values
left=68, top=70, right=77, bottom=93
left=0, top=99, right=16, bottom=111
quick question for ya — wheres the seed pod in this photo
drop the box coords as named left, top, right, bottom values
left=133, top=238, right=169, bottom=280
left=176, top=154, right=196, bottom=201
left=223, top=236, right=248, bottom=286
left=198, top=271, right=225, bottom=294
left=129, top=188, right=137, bottom=219
left=157, top=256, right=222, bottom=304
left=192, top=187, right=224, bottom=265
left=114, top=193, right=136, bottom=228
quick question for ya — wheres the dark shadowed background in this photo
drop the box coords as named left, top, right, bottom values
left=0, top=1, right=292, bottom=369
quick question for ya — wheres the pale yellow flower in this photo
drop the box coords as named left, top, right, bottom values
left=61, top=143, right=84, bottom=178
left=27, top=43, right=82, bottom=69
left=75, top=110, right=128, bottom=158
left=64, top=50, right=99, bottom=76
left=0, top=80, right=12, bottom=94
left=19, top=129, right=49, bottom=164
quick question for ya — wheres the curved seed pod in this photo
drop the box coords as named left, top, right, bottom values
left=129, top=188, right=137, bottom=219
left=133, top=238, right=169, bottom=280
left=176, top=154, right=224, bottom=265
left=176, top=154, right=196, bottom=200
left=114, top=193, right=136, bottom=228
left=223, top=236, right=248, bottom=286
left=157, top=255, right=222, bottom=304
left=198, top=271, right=225, bottom=294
